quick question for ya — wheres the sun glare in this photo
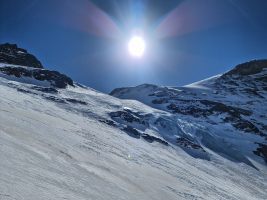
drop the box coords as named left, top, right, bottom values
left=128, top=36, right=146, bottom=58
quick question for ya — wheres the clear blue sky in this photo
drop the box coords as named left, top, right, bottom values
left=1, top=0, right=267, bottom=92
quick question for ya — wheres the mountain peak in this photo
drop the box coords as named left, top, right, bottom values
left=0, top=43, right=73, bottom=88
left=225, top=59, right=267, bottom=76
left=0, top=43, right=43, bottom=68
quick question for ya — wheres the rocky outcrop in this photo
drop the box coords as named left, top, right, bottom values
left=0, top=66, right=73, bottom=88
left=176, top=137, right=205, bottom=152
left=0, top=43, right=74, bottom=88
left=224, top=59, right=267, bottom=76
left=109, top=109, right=146, bottom=125
left=165, top=99, right=260, bottom=134
left=254, top=143, right=267, bottom=162
left=108, top=109, right=170, bottom=146
left=0, top=43, right=43, bottom=68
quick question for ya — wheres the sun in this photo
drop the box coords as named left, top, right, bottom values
left=128, top=36, right=146, bottom=58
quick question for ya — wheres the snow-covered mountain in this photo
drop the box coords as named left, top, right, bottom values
left=0, top=44, right=266, bottom=200
left=111, top=60, right=267, bottom=167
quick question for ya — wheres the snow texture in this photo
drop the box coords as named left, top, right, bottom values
left=0, top=62, right=267, bottom=200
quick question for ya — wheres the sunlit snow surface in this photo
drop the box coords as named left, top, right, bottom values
left=0, top=64, right=267, bottom=199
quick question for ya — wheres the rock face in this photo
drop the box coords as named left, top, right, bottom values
left=0, top=43, right=73, bottom=88
left=0, top=43, right=43, bottom=68
left=224, top=59, right=267, bottom=76
left=108, top=108, right=169, bottom=146
left=0, top=66, right=73, bottom=88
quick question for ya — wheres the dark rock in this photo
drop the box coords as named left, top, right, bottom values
left=176, top=137, right=205, bottom=152
left=253, top=143, right=267, bottom=162
left=224, top=116, right=261, bottom=134
left=256, top=75, right=267, bottom=82
left=0, top=66, right=31, bottom=77
left=32, top=69, right=73, bottom=88
left=123, top=126, right=141, bottom=139
left=200, top=100, right=252, bottom=117
left=167, top=99, right=259, bottom=134
left=17, top=88, right=36, bottom=95
left=0, top=66, right=73, bottom=88
left=43, top=95, right=66, bottom=103
left=0, top=43, right=43, bottom=68
left=142, top=134, right=168, bottom=146
left=31, top=86, right=58, bottom=94
left=242, top=88, right=263, bottom=98
left=65, top=98, right=87, bottom=105
left=99, top=119, right=117, bottom=127
left=224, top=59, right=267, bottom=76
left=167, top=102, right=211, bottom=117
left=109, top=110, right=143, bottom=124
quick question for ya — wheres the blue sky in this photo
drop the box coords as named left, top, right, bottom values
left=1, top=0, right=267, bottom=92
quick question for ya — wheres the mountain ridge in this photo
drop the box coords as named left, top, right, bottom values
left=111, top=59, right=267, bottom=165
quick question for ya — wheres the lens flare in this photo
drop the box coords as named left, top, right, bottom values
left=128, top=36, right=146, bottom=58
left=156, top=0, right=230, bottom=39
left=57, top=0, right=121, bottom=39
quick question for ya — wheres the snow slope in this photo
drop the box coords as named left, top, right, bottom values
left=0, top=48, right=267, bottom=199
